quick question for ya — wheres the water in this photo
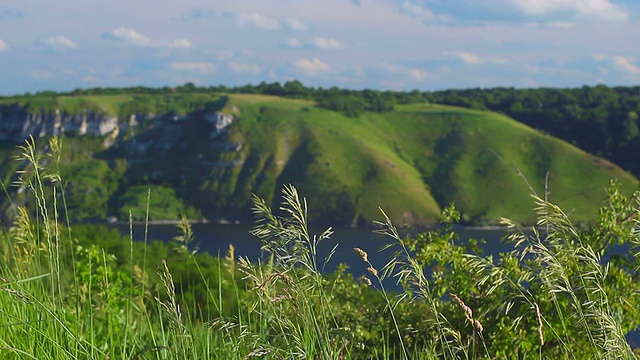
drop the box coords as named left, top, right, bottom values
left=114, top=223, right=511, bottom=272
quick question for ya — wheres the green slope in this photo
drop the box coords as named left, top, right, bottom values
left=0, top=93, right=637, bottom=226
left=193, top=94, right=637, bottom=225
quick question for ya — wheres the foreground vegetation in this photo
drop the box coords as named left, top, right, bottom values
left=0, top=138, right=639, bottom=359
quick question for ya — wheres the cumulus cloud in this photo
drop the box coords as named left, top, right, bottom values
left=509, top=0, right=628, bottom=22
left=286, top=17, right=307, bottom=31
left=103, top=29, right=192, bottom=49
left=168, top=39, right=192, bottom=48
left=285, top=38, right=304, bottom=48
left=170, top=62, right=215, bottom=73
left=612, top=56, right=640, bottom=75
left=383, top=63, right=431, bottom=81
left=104, top=28, right=152, bottom=46
left=400, top=1, right=435, bottom=20
left=294, top=58, right=331, bottom=76
left=0, top=39, right=8, bottom=51
left=284, top=37, right=344, bottom=50
left=313, top=37, right=344, bottom=50
left=43, top=36, right=78, bottom=49
left=408, top=68, right=430, bottom=80
left=454, top=52, right=482, bottom=65
left=228, top=62, right=262, bottom=74
left=448, top=52, right=508, bottom=65
left=235, top=13, right=280, bottom=29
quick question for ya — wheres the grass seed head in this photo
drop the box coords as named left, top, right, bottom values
left=367, top=267, right=378, bottom=277
left=353, top=247, right=368, bottom=262
left=358, top=275, right=372, bottom=286
left=472, top=319, right=484, bottom=333
left=534, top=302, right=544, bottom=346
left=353, top=247, right=369, bottom=262
left=450, top=293, right=473, bottom=321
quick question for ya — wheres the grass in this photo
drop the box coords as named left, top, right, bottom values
left=0, top=137, right=639, bottom=359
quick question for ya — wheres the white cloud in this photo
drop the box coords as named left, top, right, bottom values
left=170, top=62, right=216, bottom=73
left=168, top=39, right=192, bottom=48
left=30, top=70, right=55, bottom=80
left=509, top=0, right=628, bottom=22
left=235, top=13, right=280, bottom=29
left=43, top=36, right=78, bottom=49
left=313, top=37, right=344, bottom=50
left=228, top=62, right=262, bottom=74
left=612, top=56, right=640, bottom=75
left=592, top=53, right=607, bottom=61
left=0, top=39, right=8, bottom=51
left=286, top=17, right=307, bottom=31
left=286, top=38, right=304, bottom=48
left=455, top=52, right=483, bottom=65
left=408, top=68, right=430, bottom=81
left=400, top=1, right=434, bottom=20
left=106, top=28, right=152, bottom=46
left=104, top=29, right=192, bottom=49
left=382, top=63, right=432, bottom=81
left=448, top=52, right=508, bottom=65
left=294, top=58, right=331, bottom=76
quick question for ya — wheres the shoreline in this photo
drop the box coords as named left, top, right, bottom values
left=101, top=219, right=511, bottom=231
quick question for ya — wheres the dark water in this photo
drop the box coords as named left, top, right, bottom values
left=113, top=223, right=639, bottom=348
left=114, top=223, right=511, bottom=272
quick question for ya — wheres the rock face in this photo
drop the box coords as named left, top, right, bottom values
left=204, top=112, right=234, bottom=138
left=0, top=105, right=120, bottom=141
left=0, top=104, right=235, bottom=147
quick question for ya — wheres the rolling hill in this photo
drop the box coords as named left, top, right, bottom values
left=0, top=92, right=636, bottom=226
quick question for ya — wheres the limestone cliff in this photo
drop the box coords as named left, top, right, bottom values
left=0, top=104, right=235, bottom=148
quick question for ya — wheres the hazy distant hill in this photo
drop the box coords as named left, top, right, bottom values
left=0, top=92, right=636, bottom=226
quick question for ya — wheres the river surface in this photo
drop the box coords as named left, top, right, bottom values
left=113, top=224, right=512, bottom=272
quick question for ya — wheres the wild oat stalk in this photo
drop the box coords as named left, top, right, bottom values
left=156, top=259, right=192, bottom=355
left=376, top=208, right=466, bottom=359
left=466, top=192, right=638, bottom=359
left=242, top=185, right=345, bottom=358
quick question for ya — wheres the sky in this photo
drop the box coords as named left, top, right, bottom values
left=0, top=0, right=639, bottom=95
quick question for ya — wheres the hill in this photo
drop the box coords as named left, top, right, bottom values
left=0, top=92, right=636, bottom=226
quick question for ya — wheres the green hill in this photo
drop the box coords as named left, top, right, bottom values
left=0, top=93, right=636, bottom=226
left=209, top=94, right=637, bottom=225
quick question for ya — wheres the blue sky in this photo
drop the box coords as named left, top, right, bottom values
left=0, top=0, right=639, bottom=95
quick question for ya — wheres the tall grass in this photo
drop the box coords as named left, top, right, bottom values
left=0, top=137, right=639, bottom=359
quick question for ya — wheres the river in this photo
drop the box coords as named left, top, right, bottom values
left=113, top=223, right=512, bottom=273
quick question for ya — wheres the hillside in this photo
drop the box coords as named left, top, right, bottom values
left=0, top=92, right=637, bottom=226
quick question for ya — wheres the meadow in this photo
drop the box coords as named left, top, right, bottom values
left=0, top=137, right=639, bottom=359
